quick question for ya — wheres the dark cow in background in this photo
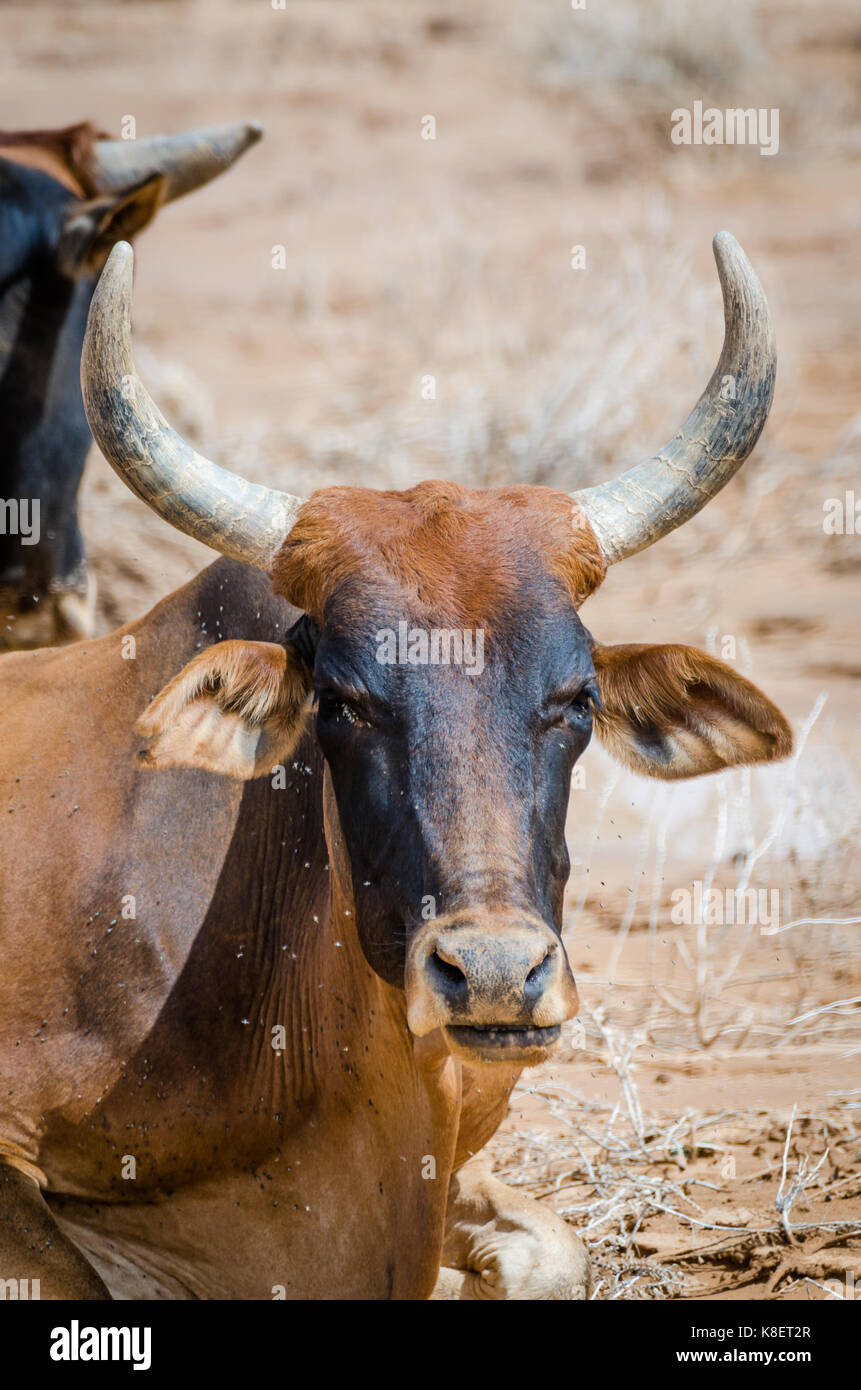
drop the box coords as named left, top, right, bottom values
left=0, top=119, right=261, bottom=650
left=0, top=235, right=791, bottom=1299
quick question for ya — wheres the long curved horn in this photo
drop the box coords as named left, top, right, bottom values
left=571, top=232, right=776, bottom=566
left=89, top=121, right=263, bottom=204
left=81, top=242, right=304, bottom=571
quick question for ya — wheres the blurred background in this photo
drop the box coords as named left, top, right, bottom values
left=3, top=0, right=859, bottom=1297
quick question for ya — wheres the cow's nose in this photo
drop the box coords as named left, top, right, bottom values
left=405, top=917, right=579, bottom=1044
left=428, top=934, right=551, bottom=1010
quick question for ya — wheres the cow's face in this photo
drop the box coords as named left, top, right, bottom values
left=136, top=483, right=792, bottom=1068
left=283, top=487, right=605, bottom=1064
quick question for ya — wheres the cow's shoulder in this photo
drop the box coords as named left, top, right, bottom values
left=140, top=557, right=301, bottom=660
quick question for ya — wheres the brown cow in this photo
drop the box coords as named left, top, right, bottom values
left=0, top=234, right=791, bottom=1299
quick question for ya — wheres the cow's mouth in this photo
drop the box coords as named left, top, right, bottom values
left=445, top=1023, right=561, bottom=1063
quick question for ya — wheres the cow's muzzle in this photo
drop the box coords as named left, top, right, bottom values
left=405, top=915, right=579, bottom=1065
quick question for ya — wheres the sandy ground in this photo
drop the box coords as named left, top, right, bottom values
left=2, top=0, right=859, bottom=1298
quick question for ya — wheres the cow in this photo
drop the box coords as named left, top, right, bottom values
left=0, top=233, right=792, bottom=1299
left=0, top=119, right=262, bottom=652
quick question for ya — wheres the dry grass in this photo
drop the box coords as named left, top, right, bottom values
left=206, top=210, right=721, bottom=502
left=489, top=1040, right=861, bottom=1299
left=522, top=0, right=769, bottom=99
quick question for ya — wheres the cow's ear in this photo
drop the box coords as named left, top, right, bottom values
left=57, top=174, right=167, bottom=275
left=136, top=640, right=312, bottom=779
left=590, top=642, right=792, bottom=780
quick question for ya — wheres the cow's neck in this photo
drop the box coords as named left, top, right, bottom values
left=200, top=755, right=460, bottom=1129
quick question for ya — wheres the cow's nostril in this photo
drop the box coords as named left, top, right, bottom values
left=524, top=951, right=552, bottom=1003
left=429, top=950, right=468, bottom=999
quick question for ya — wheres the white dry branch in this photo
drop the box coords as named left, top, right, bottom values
left=775, top=1105, right=830, bottom=1246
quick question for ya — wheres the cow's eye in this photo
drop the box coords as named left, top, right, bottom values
left=548, top=680, right=601, bottom=727
left=316, top=690, right=364, bottom=726
left=569, top=680, right=601, bottom=717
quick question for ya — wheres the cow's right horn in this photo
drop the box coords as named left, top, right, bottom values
left=81, top=242, right=304, bottom=571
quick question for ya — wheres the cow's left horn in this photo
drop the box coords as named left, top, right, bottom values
left=82, top=242, right=305, bottom=570
left=571, top=233, right=776, bottom=565
left=89, top=121, right=263, bottom=203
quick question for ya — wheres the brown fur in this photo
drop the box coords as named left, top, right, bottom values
left=0, top=121, right=108, bottom=196
left=592, top=642, right=793, bottom=778
left=272, top=482, right=606, bottom=623
left=136, top=638, right=312, bottom=778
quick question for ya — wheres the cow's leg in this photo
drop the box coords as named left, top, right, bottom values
left=430, top=1157, right=591, bottom=1300
left=0, top=1165, right=110, bottom=1299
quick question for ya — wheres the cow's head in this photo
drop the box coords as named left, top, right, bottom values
left=0, top=120, right=262, bottom=651
left=81, top=236, right=792, bottom=1067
